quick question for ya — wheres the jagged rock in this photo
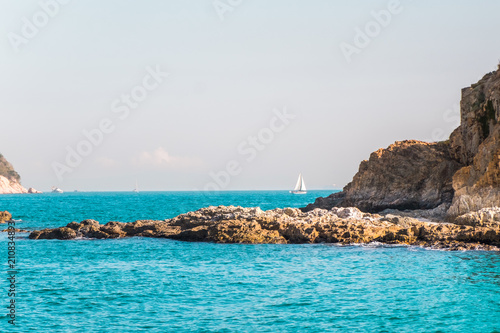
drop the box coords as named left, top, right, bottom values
left=1, top=228, right=29, bottom=233
left=28, top=206, right=500, bottom=250
left=0, top=211, right=12, bottom=223
left=447, top=69, right=500, bottom=217
left=30, top=227, right=77, bottom=240
left=454, top=207, right=500, bottom=227
left=0, top=175, right=27, bottom=194
left=305, top=66, right=500, bottom=218
left=304, top=140, right=462, bottom=213
left=379, top=203, right=450, bottom=222
left=28, top=188, right=42, bottom=194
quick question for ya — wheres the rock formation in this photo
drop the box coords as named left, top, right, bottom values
left=304, top=141, right=462, bottom=213
left=0, top=154, right=27, bottom=194
left=447, top=69, right=500, bottom=217
left=0, top=211, right=12, bottom=223
left=29, top=206, right=500, bottom=251
left=305, top=66, right=500, bottom=218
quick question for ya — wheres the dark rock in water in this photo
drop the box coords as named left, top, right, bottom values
left=28, top=206, right=500, bottom=250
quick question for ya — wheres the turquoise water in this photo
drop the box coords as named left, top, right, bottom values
left=1, top=191, right=500, bottom=332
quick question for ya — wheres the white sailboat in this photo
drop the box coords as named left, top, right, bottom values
left=290, top=173, right=307, bottom=194
left=133, top=180, right=139, bottom=193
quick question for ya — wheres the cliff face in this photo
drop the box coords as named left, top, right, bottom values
left=305, top=66, right=500, bottom=218
left=0, top=154, right=27, bottom=194
left=304, top=140, right=463, bottom=213
left=447, top=70, right=500, bottom=217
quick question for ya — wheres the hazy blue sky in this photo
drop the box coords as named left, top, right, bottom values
left=1, top=0, right=499, bottom=191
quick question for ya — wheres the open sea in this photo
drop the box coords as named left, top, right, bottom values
left=1, top=191, right=499, bottom=332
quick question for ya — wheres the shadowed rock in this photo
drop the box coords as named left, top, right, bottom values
left=304, top=141, right=462, bottom=213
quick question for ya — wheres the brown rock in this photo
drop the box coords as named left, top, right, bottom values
left=446, top=70, right=500, bottom=218
left=29, top=227, right=77, bottom=240
left=0, top=211, right=12, bottom=223
left=27, top=205, right=500, bottom=250
left=305, top=67, right=500, bottom=219
left=304, top=140, right=462, bottom=213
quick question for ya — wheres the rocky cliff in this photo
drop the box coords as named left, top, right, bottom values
left=305, top=140, right=462, bottom=213
left=305, top=66, right=500, bottom=217
left=0, top=154, right=27, bottom=194
left=0, top=211, right=12, bottom=223
left=447, top=69, right=500, bottom=217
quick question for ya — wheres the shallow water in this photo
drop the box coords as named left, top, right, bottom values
left=1, top=191, right=499, bottom=332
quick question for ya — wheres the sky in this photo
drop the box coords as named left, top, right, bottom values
left=1, top=0, right=500, bottom=192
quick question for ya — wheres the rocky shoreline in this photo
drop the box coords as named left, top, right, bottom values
left=9, top=67, right=500, bottom=251
left=0, top=211, right=12, bottom=223
left=28, top=206, right=500, bottom=251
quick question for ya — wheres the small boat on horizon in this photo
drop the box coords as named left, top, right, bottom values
left=290, top=173, right=307, bottom=194
left=133, top=180, right=139, bottom=193
left=51, top=186, right=63, bottom=193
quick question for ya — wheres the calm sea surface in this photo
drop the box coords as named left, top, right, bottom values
left=1, top=191, right=499, bottom=332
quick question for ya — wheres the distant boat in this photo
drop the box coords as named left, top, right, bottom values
left=290, top=173, right=307, bottom=194
left=51, top=186, right=63, bottom=193
left=133, top=180, right=139, bottom=193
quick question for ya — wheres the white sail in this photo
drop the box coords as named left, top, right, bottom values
left=300, top=176, right=306, bottom=191
left=291, top=173, right=306, bottom=193
left=293, top=173, right=303, bottom=191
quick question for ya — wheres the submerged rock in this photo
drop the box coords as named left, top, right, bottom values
left=28, top=206, right=500, bottom=250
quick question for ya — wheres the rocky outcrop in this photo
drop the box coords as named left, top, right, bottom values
left=0, top=154, right=27, bottom=194
left=0, top=176, right=27, bottom=194
left=29, top=206, right=500, bottom=251
left=454, top=207, right=500, bottom=227
left=304, top=140, right=463, bottom=213
left=0, top=211, right=12, bottom=223
left=28, top=188, right=42, bottom=194
left=447, top=69, right=500, bottom=217
left=305, top=66, right=500, bottom=218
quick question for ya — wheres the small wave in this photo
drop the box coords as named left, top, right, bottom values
left=341, top=242, right=410, bottom=249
